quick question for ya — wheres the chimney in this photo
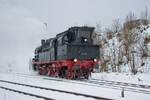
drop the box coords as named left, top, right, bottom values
left=41, top=39, right=45, bottom=45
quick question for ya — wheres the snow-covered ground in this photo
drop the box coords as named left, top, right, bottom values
left=0, top=88, right=42, bottom=100
left=0, top=72, right=150, bottom=100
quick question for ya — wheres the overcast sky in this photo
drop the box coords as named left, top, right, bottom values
left=0, top=0, right=149, bottom=73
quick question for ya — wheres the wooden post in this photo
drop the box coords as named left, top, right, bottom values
left=121, top=88, right=124, bottom=97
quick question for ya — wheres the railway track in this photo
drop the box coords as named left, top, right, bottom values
left=82, top=79, right=150, bottom=94
left=39, top=75, right=150, bottom=94
left=91, top=78, right=150, bottom=89
left=0, top=79, right=112, bottom=100
left=12, top=73, right=150, bottom=89
left=1, top=72, right=150, bottom=95
left=0, top=86, right=54, bottom=100
left=34, top=75, right=150, bottom=94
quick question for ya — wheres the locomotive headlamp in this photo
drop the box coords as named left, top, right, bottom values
left=94, top=58, right=97, bottom=62
left=74, top=58, right=78, bottom=62
left=84, top=38, right=88, bottom=42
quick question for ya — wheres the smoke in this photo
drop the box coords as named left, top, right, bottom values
left=0, top=2, right=46, bottom=73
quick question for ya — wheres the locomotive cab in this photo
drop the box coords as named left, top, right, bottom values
left=60, top=26, right=94, bottom=45
left=56, top=27, right=99, bottom=61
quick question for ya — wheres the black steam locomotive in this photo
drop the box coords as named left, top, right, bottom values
left=32, top=26, right=100, bottom=79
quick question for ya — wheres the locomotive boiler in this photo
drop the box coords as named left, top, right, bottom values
left=32, top=26, right=100, bottom=79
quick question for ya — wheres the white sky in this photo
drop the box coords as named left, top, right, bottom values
left=0, top=0, right=149, bottom=73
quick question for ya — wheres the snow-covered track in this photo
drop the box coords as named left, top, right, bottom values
left=0, top=79, right=112, bottom=100
left=83, top=79, right=150, bottom=94
left=36, top=75, right=150, bottom=94
left=91, top=79, right=150, bottom=89
left=0, top=86, right=54, bottom=100
left=3, top=72, right=150, bottom=94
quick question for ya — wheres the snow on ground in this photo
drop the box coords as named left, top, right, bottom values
left=0, top=88, right=42, bottom=100
left=91, top=72, right=150, bottom=85
left=0, top=81, right=94, bottom=100
left=0, top=72, right=150, bottom=100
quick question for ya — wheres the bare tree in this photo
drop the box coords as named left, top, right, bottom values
left=125, top=11, right=137, bottom=22
left=123, top=11, right=138, bottom=32
left=121, top=27, right=140, bottom=74
left=104, top=27, right=113, bottom=39
left=111, top=18, right=122, bottom=33
left=142, top=6, right=148, bottom=20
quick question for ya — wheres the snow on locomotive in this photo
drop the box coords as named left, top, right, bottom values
left=32, top=26, right=100, bottom=79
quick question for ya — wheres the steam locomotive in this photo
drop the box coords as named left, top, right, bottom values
left=32, top=26, right=100, bottom=79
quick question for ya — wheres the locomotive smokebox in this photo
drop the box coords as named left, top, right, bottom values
left=41, top=39, right=45, bottom=45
